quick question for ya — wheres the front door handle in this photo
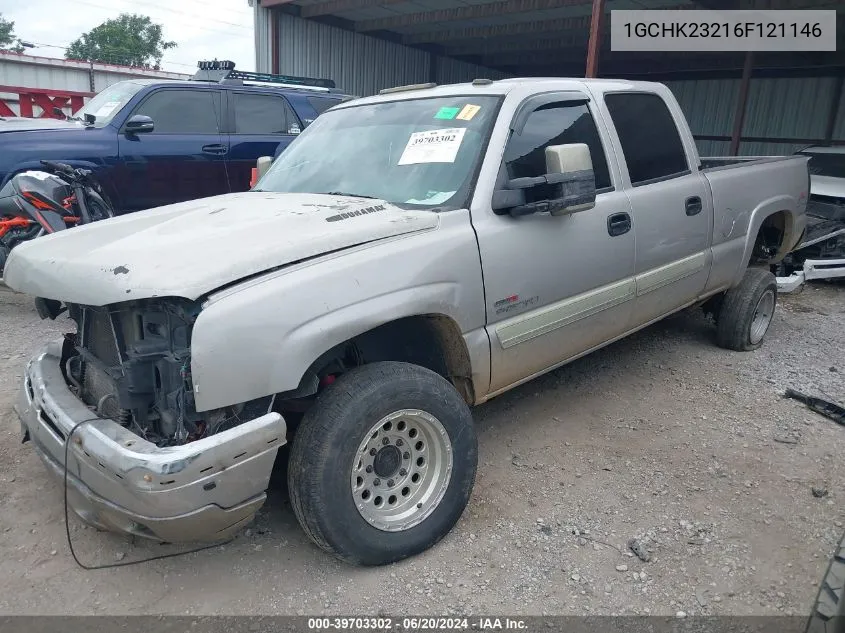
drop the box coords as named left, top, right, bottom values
left=202, top=143, right=227, bottom=155
left=685, top=196, right=702, bottom=216
left=607, top=212, right=632, bottom=237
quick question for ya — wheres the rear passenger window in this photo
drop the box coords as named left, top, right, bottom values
left=504, top=102, right=611, bottom=203
left=132, top=90, right=223, bottom=134
left=604, top=93, right=689, bottom=186
left=307, top=96, right=341, bottom=115
left=234, top=93, right=299, bottom=135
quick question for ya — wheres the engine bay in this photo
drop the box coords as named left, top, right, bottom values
left=57, top=298, right=272, bottom=447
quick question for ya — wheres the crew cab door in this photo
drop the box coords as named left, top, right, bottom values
left=227, top=91, right=302, bottom=192
left=599, top=91, right=714, bottom=326
left=473, top=96, right=636, bottom=394
left=116, top=87, right=229, bottom=211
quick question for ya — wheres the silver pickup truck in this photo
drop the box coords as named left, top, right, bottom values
left=6, top=77, right=808, bottom=567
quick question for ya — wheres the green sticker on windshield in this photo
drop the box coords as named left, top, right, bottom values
left=434, top=107, right=460, bottom=120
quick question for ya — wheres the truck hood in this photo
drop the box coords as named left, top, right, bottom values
left=4, top=192, right=439, bottom=305
left=0, top=117, right=88, bottom=133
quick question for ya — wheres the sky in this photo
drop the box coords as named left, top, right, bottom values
left=0, top=0, right=255, bottom=75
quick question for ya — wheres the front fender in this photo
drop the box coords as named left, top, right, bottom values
left=188, top=213, right=487, bottom=412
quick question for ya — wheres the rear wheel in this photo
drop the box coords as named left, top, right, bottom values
left=716, top=267, right=778, bottom=351
left=287, top=362, right=477, bottom=566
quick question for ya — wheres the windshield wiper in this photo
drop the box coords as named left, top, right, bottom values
left=323, top=191, right=378, bottom=199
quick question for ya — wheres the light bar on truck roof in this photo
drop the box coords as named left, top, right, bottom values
left=191, top=60, right=338, bottom=92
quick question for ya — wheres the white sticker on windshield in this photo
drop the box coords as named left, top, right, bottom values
left=93, top=101, right=120, bottom=118
left=406, top=191, right=456, bottom=205
left=398, top=128, right=466, bottom=165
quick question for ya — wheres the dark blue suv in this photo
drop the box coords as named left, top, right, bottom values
left=0, top=61, right=353, bottom=213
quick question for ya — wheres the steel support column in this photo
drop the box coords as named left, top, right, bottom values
left=271, top=9, right=281, bottom=75
left=824, top=74, right=844, bottom=145
left=429, top=52, right=439, bottom=84
left=585, top=0, right=605, bottom=78
left=729, top=51, right=754, bottom=156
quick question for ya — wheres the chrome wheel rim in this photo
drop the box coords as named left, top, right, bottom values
left=749, top=289, right=775, bottom=345
left=351, top=409, right=453, bottom=532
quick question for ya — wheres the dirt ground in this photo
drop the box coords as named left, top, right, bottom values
left=0, top=282, right=843, bottom=617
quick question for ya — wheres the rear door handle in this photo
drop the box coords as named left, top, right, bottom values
left=685, top=196, right=702, bottom=216
left=202, top=143, right=227, bottom=155
left=607, top=212, right=632, bottom=237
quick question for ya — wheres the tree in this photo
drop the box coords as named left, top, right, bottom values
left=0, top=14, right=25, bottom=54
left=66, top=13, right=176, bottom=69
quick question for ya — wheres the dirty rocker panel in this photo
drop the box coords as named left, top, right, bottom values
left=635, top=251, right=707, bottom=296
left=493, top=250, right=710, bottom=350
left=495, top=278, right=636, bottom=349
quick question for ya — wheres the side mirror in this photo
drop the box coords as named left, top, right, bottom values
left=124, top=114, right=155, bottom=135
left=256, top=156, right=273, bottom=180
left=492, top=143, right=597, bottom=217
left=250, top=156, right=274, bottom=188
left=544, top=143, right=596, bottom=217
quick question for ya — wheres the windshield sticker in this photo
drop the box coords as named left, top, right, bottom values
left=399, top=128, right=466, bottom=165
left=434, top=106, right=460, bottom=120
left=456, top=104, right=481, bottom=121
left=406, top=191, right=456, bottom=205
left=93, top=101, right=121, bottom=118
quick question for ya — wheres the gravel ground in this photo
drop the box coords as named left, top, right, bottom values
left=0, top=282, right=843, bottom=617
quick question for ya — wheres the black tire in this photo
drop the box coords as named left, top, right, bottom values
left=86, top=196, right=114, bottom=222
left=716, top=267, right=778, bottom=351
left=806, top=531, right=845, bottom=633
left=287, top=361, right=477, bottom=566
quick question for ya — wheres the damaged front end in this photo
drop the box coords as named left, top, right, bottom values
left=14, top=296, right=286, bottom=543
left=58, top=298, right=272, bottom=447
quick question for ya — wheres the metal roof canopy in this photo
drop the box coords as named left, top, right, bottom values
left=260, top=0, right=845, bottom=79
left=260, top=0, right=845, bottom=155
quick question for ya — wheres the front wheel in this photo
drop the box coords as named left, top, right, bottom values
left=85, top=194, right=114, bottom=222
left=287, top=362, right=478, bottom=566
left=806, top=531, right=845, bottom=633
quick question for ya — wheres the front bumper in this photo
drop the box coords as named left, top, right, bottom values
left=14, top=340, right=287, bottom=543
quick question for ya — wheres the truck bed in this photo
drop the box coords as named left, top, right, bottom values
left=698, top=153, right=809, bottom=292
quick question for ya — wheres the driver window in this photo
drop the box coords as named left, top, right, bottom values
left=503, top=102, right=611, bottom=203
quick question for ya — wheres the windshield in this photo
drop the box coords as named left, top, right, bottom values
left=75, top=80, right=152, bottom=127
left=256, top=95, right=501, bottom=208
left=798, top=151, right=845, bottom=178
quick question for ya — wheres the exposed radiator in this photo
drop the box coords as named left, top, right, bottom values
left=78, top=308, right=123, bottom=419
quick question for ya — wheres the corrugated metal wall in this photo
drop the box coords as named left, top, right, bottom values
left=277, top=12, right=429, bottom=96
left=253, top=0, right=273, bottom=74
left=666, top=75, right=844, bottom=157
left=274, top=11, right=508, bottom=96
left=262, top=7, right=844, bottom=158
left=434, top=56, right=512, bottom=85
left=0, top=52, right=189, bottom=116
